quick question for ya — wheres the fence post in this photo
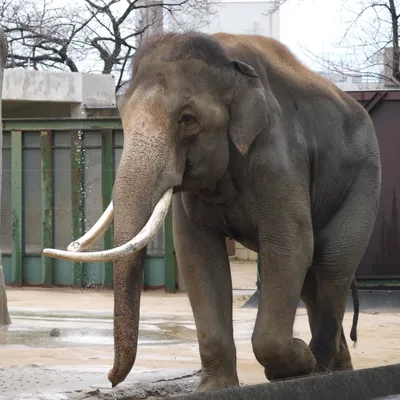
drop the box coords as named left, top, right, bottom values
left=164, top=205, right=176, bottom=292
left=11, top=130, right=23, bottom=286
left=41, top=130, right=53, bottom=287
left=71, top=130, right=84, bottom=287
left=102, top=129, right=113, bottom=287
left=0, top=29, right=11, bottom=324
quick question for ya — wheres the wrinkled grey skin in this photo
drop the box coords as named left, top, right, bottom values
left=109, top=32, right=381, bottom=393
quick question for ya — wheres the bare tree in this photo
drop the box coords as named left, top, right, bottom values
left=269, top=0, right=400, bottom=84
left=306, top=0, right=400, bottom=84
left=1, top=0, right=214, bottom=93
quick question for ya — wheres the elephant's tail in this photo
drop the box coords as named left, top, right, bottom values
left=350, top=277, right=359, bottom=343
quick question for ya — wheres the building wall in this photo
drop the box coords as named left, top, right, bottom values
left=199, top=1, right=279, bottom=38
left=3, top=101, right=76, bottom=118
left=235, top=242, right=258, bottom=261
left=317, top=71, right=400, bottom=92
left=2, top=69, right=116, bottom=119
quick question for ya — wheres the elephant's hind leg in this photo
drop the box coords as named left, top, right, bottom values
left=334, top=329, right=353, bottom=371
left=300, top=269, right=353, bottom=372
left=310, top=171, right=379, bottom=373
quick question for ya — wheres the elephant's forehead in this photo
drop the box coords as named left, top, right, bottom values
left=130, top=85, right=166, bottom=107
left=134, top=59, right=225, bottom=94
left=121, top=86, right=171, bottom=132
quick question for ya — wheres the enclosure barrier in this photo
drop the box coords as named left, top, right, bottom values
left=176, top=364, right=400, bottom=400
left=1, top=118, right=176, bottom=290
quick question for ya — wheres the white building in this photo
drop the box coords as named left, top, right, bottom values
left=137, top=0, right=280, bottom=44
left=165, top=0, right=280, bottom=39
left=316, top=71, right=398, bottom=92
left=316, top=47, right=400, bottom=91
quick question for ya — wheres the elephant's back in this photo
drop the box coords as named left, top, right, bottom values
left=212, top=33, right=337, bottom=93
left=213, top=33, right=364, bottom=114
left=213, top=32, right=370, bottom=141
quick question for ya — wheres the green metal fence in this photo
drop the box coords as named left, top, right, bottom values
left=1, top=118, right=176, bottom=290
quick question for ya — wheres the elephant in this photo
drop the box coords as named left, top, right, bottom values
left=43, top=32, right=381, bottom=392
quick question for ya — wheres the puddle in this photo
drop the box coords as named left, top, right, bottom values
left=0, top=313, right=198, bottom=350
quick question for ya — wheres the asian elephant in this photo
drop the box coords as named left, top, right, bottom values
left=43, top=32, right=381, bottom=392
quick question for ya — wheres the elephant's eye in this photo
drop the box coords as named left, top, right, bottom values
left=180, top=114, right=196, bottom=124
left=179, top=113, right=200, bottom=138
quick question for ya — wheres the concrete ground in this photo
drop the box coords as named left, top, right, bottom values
left=1, top=261, right=400, bottom=399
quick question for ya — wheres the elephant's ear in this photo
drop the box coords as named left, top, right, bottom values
left=228, top=60, right=269, bottom=155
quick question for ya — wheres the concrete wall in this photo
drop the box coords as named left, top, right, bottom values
left=234, top=242, right=258, bottom=261
left=3, top=69, right=82, bottom=103
left=2, top=69, right=116, bottom=119
left=81, top=73, right=117, bottom=108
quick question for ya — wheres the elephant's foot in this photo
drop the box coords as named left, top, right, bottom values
left=311, top=329, right=354, bottom=374
left=333, top=359, right=353, bottom=371
left=312, top=354, right=353, bottom=374
left=195, top=372, right=239, bottom=393
left=254, top=337, right=316, bottom=381
left=332, top=342, right=353, bottom=371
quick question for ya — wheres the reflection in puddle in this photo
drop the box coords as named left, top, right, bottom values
left=0, top=317, right=198, bottom=350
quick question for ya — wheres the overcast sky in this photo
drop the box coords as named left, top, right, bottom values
left=21, top=0, right=377, bottom=75
left=279, top=0, right=349, bottom=69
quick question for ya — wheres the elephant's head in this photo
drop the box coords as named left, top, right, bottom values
left=43, top=32, right=274, bottom=387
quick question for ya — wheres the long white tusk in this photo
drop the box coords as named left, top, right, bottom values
left=68, top=202, right=114, bottom=252
left=42, top=189, right=173, bottom=262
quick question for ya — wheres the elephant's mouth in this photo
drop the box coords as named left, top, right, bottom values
left=172, top=186, right=185, bottom=193
left=42, top=189, right=173, bottom=262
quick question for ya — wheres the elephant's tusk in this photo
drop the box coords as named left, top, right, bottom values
left=43, top=189, right=173, bottom=262
left=67, top=202, right=114, bottom=252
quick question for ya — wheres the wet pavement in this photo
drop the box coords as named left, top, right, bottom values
left=0, top=364, right=199, bottom=399
left=0, top=291, right=262, bottom=399
left=0, top=309, right=202, bottom=399
left=2, top=277, right=400, bottom=399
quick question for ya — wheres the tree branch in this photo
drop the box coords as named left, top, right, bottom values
left=388, top=0, right=400, bottom=81
left=2, top=0, right=217, bottom=91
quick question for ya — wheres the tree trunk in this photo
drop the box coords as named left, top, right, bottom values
left=388, top=0, right=400, bottom=82
left=0, top=28, right=11, bottom=326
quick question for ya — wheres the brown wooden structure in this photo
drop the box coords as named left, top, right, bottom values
left=347, top=90, right=400, bottom=283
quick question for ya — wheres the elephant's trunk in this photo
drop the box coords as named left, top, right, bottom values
left=42, top=88, right=182, bottom=387
left=108, top=242, right=144, bottom=388
left=107, top=137, right=176, bottom=387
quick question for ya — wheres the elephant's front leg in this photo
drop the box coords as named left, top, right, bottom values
left=173, top=195, right=239, bottom=392
left=252, top=217, right=316, bottom=381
